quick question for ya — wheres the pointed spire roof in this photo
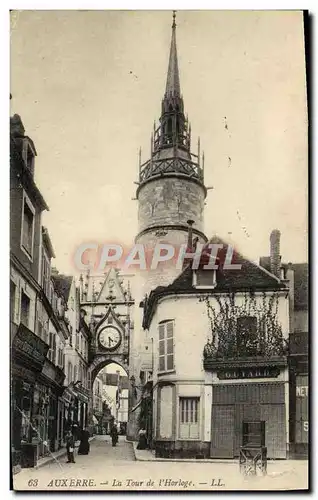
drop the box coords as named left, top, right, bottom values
left=165, top=11, right=180, bottom=97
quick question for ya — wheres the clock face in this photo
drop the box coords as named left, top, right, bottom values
left=99, top=327, right=121, bottom=350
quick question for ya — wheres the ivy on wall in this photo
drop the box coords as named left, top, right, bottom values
left=200, top=291, right=288, bottom=359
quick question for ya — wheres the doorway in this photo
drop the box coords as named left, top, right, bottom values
left=242, top=421, right=265, bottom=447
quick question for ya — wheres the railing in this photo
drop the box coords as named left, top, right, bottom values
left=203, top=333, right=288, bottom=362
left=139, top=156, right=204, bottom=184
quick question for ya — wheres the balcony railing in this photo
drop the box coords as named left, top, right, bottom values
left=139, top=156, right=204, bottom=184
left=203, top=332, right=288, bottom=371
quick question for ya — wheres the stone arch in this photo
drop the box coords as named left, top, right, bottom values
left=88, top=354, right=129, bottom=386
left=87, top=354, right=130, bottom=428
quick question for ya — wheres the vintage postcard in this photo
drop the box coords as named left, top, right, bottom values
left=10, top=9, right=308, bottom=491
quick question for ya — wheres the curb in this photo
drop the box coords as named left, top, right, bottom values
left=132, top=442, right=238, bottom=464
left=132, top=443, right=308, bottom=465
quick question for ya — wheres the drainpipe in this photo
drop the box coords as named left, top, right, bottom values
left=187, top=220, right=195, bottom=251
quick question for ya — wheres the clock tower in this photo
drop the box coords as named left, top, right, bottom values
left=80, top=268, right=134, bottom=411
left=135, top=12, right=208, bottom=296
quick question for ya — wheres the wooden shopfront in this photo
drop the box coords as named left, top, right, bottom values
left=209, top=362, right=288, bottom=459
left=11, top=324, right=49, bottom=465
left=289, top=331, right=308, bottom=458
left=32, top=359, right=66, bottom=455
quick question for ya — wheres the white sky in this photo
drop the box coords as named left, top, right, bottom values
left=10, top=10, right=308, bottom=273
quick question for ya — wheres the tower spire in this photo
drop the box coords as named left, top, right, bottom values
left=165, top=11, right=180, bottom=97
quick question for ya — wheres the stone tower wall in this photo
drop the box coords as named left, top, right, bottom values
left=137, top=177, right=206, bottom=235
left=136, top=227, right=207, bottom=296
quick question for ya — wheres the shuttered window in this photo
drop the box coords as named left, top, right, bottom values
left=10, top=281, right=16, bottom=323
left=22, top=201, right=34, bottom=257
left=179, top=398, right=199, bottom=439
left=20, top=291, right=30, bottom=327
left=48, top=332, right=57, bottom=364
left=68, top=362, right=72, bottom=384
left=158, top=320, right=174, bottom=373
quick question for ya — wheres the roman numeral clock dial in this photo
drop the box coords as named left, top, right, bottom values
left=99, top=327, right=121, bottom=351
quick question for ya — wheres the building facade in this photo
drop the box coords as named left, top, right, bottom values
left=260, top=235, right=309, bottom=458
left=288, top=263, right=308, bottom=458
left=79, top=268, right=133, bottom=433
left=10, top=114, right=69, bottom=470
left=142, top=236, right=290, bottom=459
left=52, top=273, right=91, bottom=437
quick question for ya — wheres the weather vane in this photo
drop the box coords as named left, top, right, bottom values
left=172, top=10, right=176, bottom=28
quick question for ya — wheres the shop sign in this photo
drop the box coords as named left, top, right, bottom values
left=217, top=366, right=280, bottom=380
left=42, top=360, right=56, bottom=381
left=62, top=388, right=74, bottom=405
left=11, top=363, right=36, bottom=383
left=73, top=384, right=90, bottom=403
left=12, top=324, right=48, bottom=369
left=75, top=390, right=89, bottom=404
left=295, top=375, right=308, bottom=444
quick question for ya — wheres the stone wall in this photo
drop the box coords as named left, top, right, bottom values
left=137, top=177, right=206, bottom=234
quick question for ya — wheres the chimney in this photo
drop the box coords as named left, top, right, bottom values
left=270, top=229, right=281, bottom=277
left=286, top=262, right=295, bottom=333
left=187, top=220, right=195, bottom=251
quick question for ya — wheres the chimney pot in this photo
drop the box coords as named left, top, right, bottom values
left=270, top=229, right=281, bottom=277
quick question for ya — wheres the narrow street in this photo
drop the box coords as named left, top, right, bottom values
left=13, top=436, right=308, bottom=492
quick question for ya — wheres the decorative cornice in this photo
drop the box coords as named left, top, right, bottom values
left=203, top=356, right=288, bottom=371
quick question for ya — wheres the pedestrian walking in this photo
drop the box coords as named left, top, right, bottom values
left=66, top=429, right=76, bottom=463
left=110, top=423, right=118, bottom=447
left=78, top=427, right=90, bottom=455
left=137, top=428, right=148, bottom=450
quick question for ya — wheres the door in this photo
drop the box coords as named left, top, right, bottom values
left=210, top=405, right=235, bottom=458
left=242, top=421, right=265, bottom=446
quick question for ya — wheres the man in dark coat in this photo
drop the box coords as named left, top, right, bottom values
left=66, top=430, right=76, bottom=463
left=78, top=428, right=90, bottom=455
left=110, top=423, right=118, bottom=447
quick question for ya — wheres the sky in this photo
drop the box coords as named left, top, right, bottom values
left=10, top=10, right=308, bottom=274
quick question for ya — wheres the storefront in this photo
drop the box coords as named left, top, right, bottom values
left=208, top=362, right=288, bottom=460
left=289, top=332, right=308, bottom=458
left=11, top=324, right=49, bottom=468
left=63, top=383, right=89, bottom=438
left=32, top=360, right=66, bottom=456
left=62, top=387, right=74, bottom=436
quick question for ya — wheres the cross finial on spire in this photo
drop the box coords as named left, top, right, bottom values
left=165, top=10, right=180, bottom=96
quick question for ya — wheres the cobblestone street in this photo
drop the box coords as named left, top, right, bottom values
left=13, top=436, right=308, bottom=492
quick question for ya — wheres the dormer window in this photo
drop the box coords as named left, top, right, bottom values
left=22, top=138, right=35, bottom=176
left=20, top=191, right=35, bottom=260
left=192, top=269, right=217, bottom=289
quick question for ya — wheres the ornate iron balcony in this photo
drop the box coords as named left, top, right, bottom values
left=203, top=333, right=288, bottom=371
left=139, top=156, right=204, bottom=185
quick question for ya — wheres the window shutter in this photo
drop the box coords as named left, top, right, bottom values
left=158, top=321, right=174, bottom=372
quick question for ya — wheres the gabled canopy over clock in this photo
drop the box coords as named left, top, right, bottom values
left=98, top=326, right=122, bottom=351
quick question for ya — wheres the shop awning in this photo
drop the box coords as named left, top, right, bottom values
left=64, top=382, right=90, bottom=404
